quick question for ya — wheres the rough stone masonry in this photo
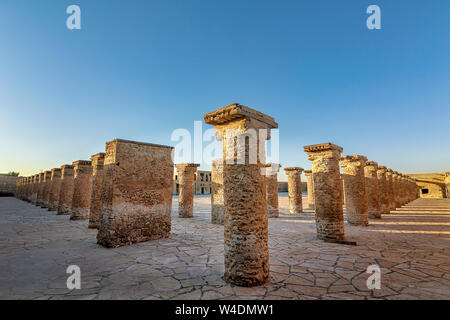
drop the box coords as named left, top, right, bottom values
left=176, top=163, right=199, bottom=218
left=57, top=165, right=74, bottom=215
left=97, top=139, right=174, bottom=248
left=205, top=103, right=278, bottom=287
left=88, top=153, right=105, bottom=229
left=304, top=143, right=345, bottom=241
left=70, top=160, right=93, bottom=221
left=340, top=155, right=369, bottom=226
left=284, top=167, right=304, bottom=214
left=211, top=159, right=224, bottom=225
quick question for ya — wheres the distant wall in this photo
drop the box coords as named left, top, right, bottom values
left=0, top=174, right=18, bottom=196
left=408, top=173, right=447, bottom=199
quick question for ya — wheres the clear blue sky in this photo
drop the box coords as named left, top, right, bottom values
left=1, top=0, right=449, bottom=180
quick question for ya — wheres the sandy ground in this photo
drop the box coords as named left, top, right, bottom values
left=0, top=194, right=449, bottom=300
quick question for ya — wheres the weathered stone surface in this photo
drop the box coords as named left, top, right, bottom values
left=41, top=171, right=52, bottom=208
left=70, top=161, right=93, bottom=221
left=97, top=139, right=174, bottom=248
left=48, top=169, right=62, bottom=211
left=385, top=169, right=396, bottom=211
left=37, top=172, right=48, bottom=207
left=445, top=173, right=450, bottom=198
left=57, top=165, right=74, bottom=215
left=211, top=159, right=224, bottom=224
left=392, top=172, right=401, bottom=208
left=304, top=170, right=315, bottom=209
left=88, top=153, right=105, bottom=229
left=29, top=175, right=39, bottom=204
left=364, top=161, right=381, bottom=219
left=341, top=155, right=369, bottom=226
left=176, top=163, right=199, bottom=218
left=304, top=143, right=344, bottom=241
left=205, top=103, right=278, bottom=287
left=266, top=164, right=281, bottom=218
left=376, top=166, right=390, bottom=215
left=284, top=167, right=304, bottom=214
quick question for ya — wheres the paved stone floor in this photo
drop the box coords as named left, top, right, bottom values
left=0, top=195, right=449, bottom=300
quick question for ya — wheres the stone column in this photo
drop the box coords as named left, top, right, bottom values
left=204, top=103, right=277, bottom=287
left=41, top=171, right=52, bottom=208
left=284, top=167, right=304, bottom=214
left=88, top=153, right=106, bottom=229
left=385, top=169, right=396, bottom=211
left=25, top=177, right=31, bottom=202
left=265, top=163, right=281, bottom=218
left=97, top=139, right=174, bottom=248
left=304, top=143, right=345, bottom=241
left=340, top=155, right=369, bottom=226
left=48, top=169, right=62, bottom=211
left=211, top=159, right=224, bottom=224
left=176, top=163, right=199, bottom=218
left=31, top=175, right=39, bottom=205
left=364, top=161, right=381, bottom=219
left=376, top=166, right=390, bottom=215
left=57, top=165, right=75, bottom=215
left=71, top=160, right=93, bottom=220
left=304, top=170, right=315, bottom=210
left=37, top=173, right=46, bottom=207
left=392, top=172, right=401, bottom=208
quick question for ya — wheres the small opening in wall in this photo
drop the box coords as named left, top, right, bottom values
left=421, top=189, right=429, bottom=194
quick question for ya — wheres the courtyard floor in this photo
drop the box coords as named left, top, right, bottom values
left=0, top=195, right=449, bottom=300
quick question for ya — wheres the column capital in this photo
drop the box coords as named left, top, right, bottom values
left=90, top=152, right=106, bottom=162
left=304, top=142, right=343, bottom=153
left=51, top=168, right=62, bottom=178
left=340, top=155, right=368, bottom=164
left=60, top=164, right=74, bottom=170
left=284, top=167, right=304, bottom=174
left=176, top=163, right=200, bottom=172
left=365, top=161, right=378, bottom=167
left=72, top=160, right=92, bottom=167
left=265, top=163, right=281, bottom=173
left=204, top=103, right=278, bottom=129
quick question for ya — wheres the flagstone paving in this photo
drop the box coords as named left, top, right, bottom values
left=0, top=195, right=449, bottom=300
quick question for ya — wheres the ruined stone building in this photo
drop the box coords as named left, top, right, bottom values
left=173, top=170, right=212, bottom=195
left=0, top=174, right=18, bottom=196
left=408, top=173, right=449, bottom=198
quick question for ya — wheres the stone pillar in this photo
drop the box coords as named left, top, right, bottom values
left=97, top=139, right=174, bottom=248
left=37, top=173, right=46, bottom=207
left=57, top=165, right=75, bottom=215
left=70, top=160, right=93, bottom=221
left=364, top=161, right=381, bottom=219
left=88, top=153, right=106, bottom=229
left=31, top=175, right=39, bottom=205
left=25, top=177, right=31, bottom=202
left=445, top=172, right=450, bottom=199
left=265, top=163, right=281, bottom=218
left=176, top=163, right=199, bottom=218
left=385, top=169, right=396, bottom=211
left=376, top=166, right=390, bottom=215
left=48, top=169, right=62, bottom=211
left=205, top=103, right=277, bottom=287
left=284, top=167, right=304, bottom=214
left=41, top=171, right=52, bottom=208
left=340, top=155, right=369, bottom=226
left=304, top=143, right=344, bottom=241
left=392, top=172, right=401, bottom=208
left=304, top=170, right=315, bottom=210
left=211, top=159, right=224, bottom=224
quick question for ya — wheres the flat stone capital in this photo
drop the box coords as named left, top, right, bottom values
left=284, top=167, right=304, bottom=175
left=265, top=163, right=281, bottom=174
left=340, top=155, right=368, bottom=166
left=176, top=163, right=200, bottom=173
left=204, top=103, right=278, bottom=129
left=90, top=152, right=106, bottom=166
left=304, top=170, right=313, bottom=176
left=72, top=160, right=92, bottom=168
left=377, top=166, right=387, bottom=173
left=51, top=168, right=62, bottom=179
left=365, top=161, right=378, bottom=168
left=304, top=142, right=343, bottom=154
